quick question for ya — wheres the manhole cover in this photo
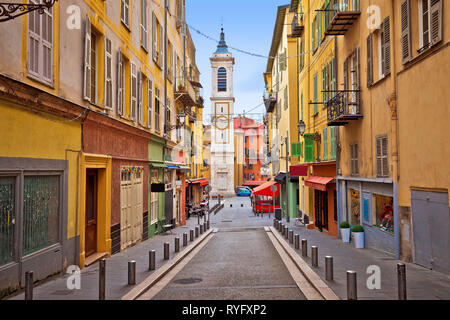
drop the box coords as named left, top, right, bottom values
left=173, top=277, right=203, bottom=285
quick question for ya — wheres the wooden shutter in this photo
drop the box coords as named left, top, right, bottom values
left=330, top=127, right=336, bottom=159
left=83, top=16, right=92, bottom=101
left=41, top=6, right=53, bottom=82
left=376, top=137, right=383, bottom=176
left=104, top=38, right=113, bottom=109
left=350, top=144, right=355, bottom=175
left=367, top=34, right=373, bottom=86
left=430, top=0, right=443, bottom=45
left=383, top=17, right=391, bottom=76
left=117, top=49, right=124, bottom=116
left=313, top=74, right=318, bottom=114
left=28, top=2, right=40, bottom=77
left=323, top=128, right=328, bottom=160
left=401, top=0, right=412, bottom=64
left=343, top=58, right=349, bottom=92
left=382, top=136, right=389, bottom=176
left=304, top=134, right=315, bottom=162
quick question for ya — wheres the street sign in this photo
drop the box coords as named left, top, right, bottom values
left=270, top=185, right=277, bottom=192
left=205, top=185, right=212, bottom=193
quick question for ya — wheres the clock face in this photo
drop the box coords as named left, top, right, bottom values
left=215, top=115, right=229, bottom=130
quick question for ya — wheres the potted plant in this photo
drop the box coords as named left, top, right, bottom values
left=340, top=221, right=351, bottom=243
left=352, top=224, right=365, bottom=249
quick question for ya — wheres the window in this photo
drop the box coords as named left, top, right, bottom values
left=117, top=50, right=125, bottom=116
left=322, top=64, right=329, bottom=108
left=284, top=86, right=288, bottom=110
left=28, top=0, right=53, bottom=85
left=0, top=177, right=15, bottom=266
left=304, top=133, right=315, bottom=163
left=150, top=169, right=159, bottom=224
left=374, top=194, right=394, bottom=234
left=218, top=67, right=227, bottom=91
left=147, top=79, right=153, bottom=129
left=367, top=33, right=374, bottom=86
left=90, top=32, right=97, bottom=103
left=154, top=86, right=160, bottom=132
left=140, top=0, right=148, bottom=50
left=152, top=13, right=162, bottom=66
left=401, top=0, right=412, bottom=63
left=104, top=38, right=113, bottom=109
left=419, top=0, right=443, bottom=52
left=376, top=135, right=389, bottom=177
left=130, top=63, right=137, bottom=120
left=291, top=142, right=302, bottom=157
left=330, top=127, right=336, bottom=160
left=350, top=143, right=359, bottom=176
left=121, top=0, right=130, bottom=28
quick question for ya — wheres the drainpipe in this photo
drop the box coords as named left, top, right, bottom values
left=388, top=0, right=400, bottom=259
left=334, top=35, right=341, bottom=236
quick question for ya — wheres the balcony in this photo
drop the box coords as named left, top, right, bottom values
left=324, top=1, right=361, bottom=36
left=175, top=81, right=197, bottom=107
left=326, top=90, right=362, bottom=126
left=290, top=13, right=304, bottom=37
left=263, top=91, right=277, bottom=113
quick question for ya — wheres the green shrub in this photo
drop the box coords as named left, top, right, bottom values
left=352, top=224, right=364, bottom=233
left=340, top=221, right=350, bottom=228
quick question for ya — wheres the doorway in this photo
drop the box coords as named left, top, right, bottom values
left=85, top=169, right=98, bottom=257
left=314, top=189, right=328, bottom=231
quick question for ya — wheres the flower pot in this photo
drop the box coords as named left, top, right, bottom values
left=341, top=228, right=350, bottom=243
left=353, top=232, right=365, bottom=249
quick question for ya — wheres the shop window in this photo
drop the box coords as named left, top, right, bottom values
left=374, top=194, right=394, bottom=234
left=0, top=177, right=15, bottom=266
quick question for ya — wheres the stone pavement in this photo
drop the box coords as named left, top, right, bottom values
left=279, top=218, right=450, bottom=300
left=8, top=205, right=225, bottom=300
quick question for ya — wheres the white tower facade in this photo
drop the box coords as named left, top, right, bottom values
left=210, top=29, right=235, bottom=197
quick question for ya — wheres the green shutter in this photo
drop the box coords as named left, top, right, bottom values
left=291, top=142, right=302, bottom=157
left=312, top=20, right=315, bottom=50
left=304, top=134, right=315, bottom=162
left=323, top=127, right=328, bottom=160
left=318, top=12, right=322, bottom=45
left=330, top=127, right=336, bottom=159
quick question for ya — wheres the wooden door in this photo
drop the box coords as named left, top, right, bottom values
left=132, top=171, right=143, bottom=245
left=85, top=169, right=98, bottom=257
left=120, top=171, right=132, bottom=250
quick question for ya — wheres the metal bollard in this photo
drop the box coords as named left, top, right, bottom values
left=294, top=234, right=300, bottom=250
left=197, top=215, right=200, bottom=225
left=274, top=219, right=277, bottom=228
left=99, top=259, right=106, bottom=300
left=149, top=250, right=156, bottom=270
left=195, top=226, right=199, bottom=238
left=204, top=214, right=207, bottom=223
left=164, top=242, right=169, bottom=260
left=190, top=229, right=194, bottom=242
left=325, top=256, right=333, bottom=281
left=207, top=220, right=210, bottom=230
left=25, top=271, right=33, bottom=300
left=279, top=223, right=283, bottom=232
left=183, top=233, right=188, bottom=247
left=397, top=263, right=407, bottom=300
left=230, top=204, right=232, bottom=207
left=241, top=204, right=243, bottom=207
left=311, top=246, right=318, bottom=267
left=200, top=224, right=203, bottom=234
left=289, top=230, right=294, bottom=244
left=284, top=226, right=289, bottom=239
left=175, top=237, right=180, bottom=253
left=347, top=271, right=357, bottom=300
left=301, top=239, right=307, bottom=257
left=128, top=261, right=136, bottom=285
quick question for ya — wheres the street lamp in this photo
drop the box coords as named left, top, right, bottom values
left=297, top=120, right=306, bottom=136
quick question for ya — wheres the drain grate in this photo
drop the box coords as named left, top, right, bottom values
left=221, top=220, right=233, bottom=222
left=173, top=277, right=203, bottom=285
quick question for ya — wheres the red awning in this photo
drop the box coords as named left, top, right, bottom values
left=253, top=180, right=279, bottom=197
left=190, top=178, right=209, bottom=186
left=304, top=176, right=335, bottom=191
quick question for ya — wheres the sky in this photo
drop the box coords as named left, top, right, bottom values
left=186, top=0, right=290, bottom=125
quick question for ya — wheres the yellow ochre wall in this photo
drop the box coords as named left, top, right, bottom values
left=0, top=101, right=82, bottom=240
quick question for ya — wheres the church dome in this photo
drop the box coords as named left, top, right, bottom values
left=214, top=28, right=229, bottom=54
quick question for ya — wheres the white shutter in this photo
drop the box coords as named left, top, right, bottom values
left=140, top=0, right=148, bottom=50
left=131, top=62, right=137, bottom=120
left=83, top=16, right=92, bottom=101
left=152, top=12, right=157, bottom=62
left=42, top=6, right=53, bottom=82
left=138, top=71, right=143, bottom=125
left=117, top=50, right=124, bottom=116
left=401, top=0, right=412, bottom=64
left=148, top=79, right=153, bottom=129
left=104, top=38, right=113, bottom=109
left=430, top=0, right=443, bottom=45
left=28, top=1, right=40, bottom=77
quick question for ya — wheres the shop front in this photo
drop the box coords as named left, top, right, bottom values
left=339, top=178, right=396, bottom=256
left=148, top=136, right=166, bottom=238
left=306, top=163, right=338, bottom=237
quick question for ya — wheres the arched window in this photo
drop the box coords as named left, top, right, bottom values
left=218, top=67, right=227, bottom=92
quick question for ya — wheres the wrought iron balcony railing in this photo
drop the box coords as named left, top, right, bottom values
left=290, top=13, right=304, bottom=37
left=326, top=90, right=362, bottom=126
left=323, top=0, right=361, bottom=36
left=263, top=91, right=277, bottom=113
